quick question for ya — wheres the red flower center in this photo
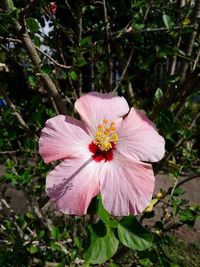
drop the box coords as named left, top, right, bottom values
left=89, top=142, right=114, bottom=162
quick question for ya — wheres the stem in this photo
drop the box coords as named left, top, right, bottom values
left=4, top=0, right=68, bottom=115
left=179, top=0, right=200, bottom=83
left=103, top=0, right=113, bottom=91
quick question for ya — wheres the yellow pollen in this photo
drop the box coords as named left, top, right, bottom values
left=110, top=126, right=116, bottom=131
left=104, top=129, right=109, bottom=135
left=95, top=120, right=118, bottom=151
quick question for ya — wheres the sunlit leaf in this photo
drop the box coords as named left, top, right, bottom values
left=117, top=216, right=153, bottom=251
left=162, top=14, right=174, bottom=30
left=84, top=221, right=119, bottom=264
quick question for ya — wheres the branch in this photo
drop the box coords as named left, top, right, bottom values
left=0, top=36, right=22, bottom=43
left=114, top=42, right=135, bottom=104
left=74, top=0, right=83, bottom=97
left=4, top=0, right=68, bottom=115
left=103, top=0, right=113, bottom=91
left=0, top=87, right=29, bottom=131
left=35, top=47, right=71, bottom=70
left=0, top=149, right=21, bottom=154
left=113, top=48, right=134, bottom=93
left=155, top=109, right=200, bottom=173
left=179, top=0, right=200, bottom=83
left=151, top=67, right=200, bottom=119
left=19, top=0, right=40, bottom=18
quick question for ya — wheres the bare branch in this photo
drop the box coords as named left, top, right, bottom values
left=179, top=0, right=200, bottom=83
left=113, top=48, right=134, bottom=93
left=0, top=36, right=22, bottom=43
left=19, top=0, right=40, bottom=18
left=35, top=46, right=71, bottom=70
left=16, top=24, right=67, bottom=114
left=0, top=87, right=29, bottom=131
left=103, top=0, right=113, bottom=91
left=0, top=150, right=21, bottom=154
left=155, top=109, right=200, bottom=173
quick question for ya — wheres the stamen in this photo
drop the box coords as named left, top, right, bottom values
left=95, top=119, right=118, bottom=151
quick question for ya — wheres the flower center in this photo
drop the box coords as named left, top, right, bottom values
left=88, top=119, right=118, bottom=162
left=95, top=119, right=118, bottom=151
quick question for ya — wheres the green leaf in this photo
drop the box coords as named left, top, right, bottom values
left=28, top=75, right=37, bottom=88
left=154, top=88, right=163, bottom=102
left=6, top=0, right=15, bottom=11
left=79, top=36, right=92, bottom=47
left=76, top=56, right=87, bottom=67
left=51, top=242, right=62, bottom=251
left=97, top=197, right=118, bottom=228
left=69, top=70, right=78, bottom=80
left=179, top=209, right=196, bottom=222
left=84, top=221, right=119, bottom=264
left=51, top=227, right=60, bottom=240
left=173, top=187, right=185, bottom=196
left=162, top=14, right=174, bottom=30
left=26, top=18, right=40, bottom=33
left=117, top=216, right=153, bottom=251
left=28, top=245, right=38, bottom=254
left=40, top=64, right=53, bottom=75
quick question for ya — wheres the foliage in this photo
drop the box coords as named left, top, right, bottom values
left=0, top=0, right=200, bottom=266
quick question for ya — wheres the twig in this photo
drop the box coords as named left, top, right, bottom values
left=151, top=67, right=200, bottom=119
left=192, top=47, right=200, bottom=71
left=143, top=5, right=150, bottom=24
left=74, top=0, right=83, bottom=97
left=113, top=48, right=134, bottom=93
left=155, top=109, right=200, bottom=173
left=179, top=0, right=200, bottom=83
left=35, top=46, right=71, bottom=69
left=176, top=174, right=200, bottom=188
left=19, top=0, right=40, bottom=18
left=0, top=149, right=21, bottom=154
left=4, top=0, right=68, bottom=115
left=0, top=87, right=29, bottom=131
left=0, top=36, right=22, bottom=43
left=16, top=21, right=68, bottom=114
left=103, top=0, right=112, bottom=91
left=140, top=25, right=195, bottom=33
left=114, top=42, right=135, bottom=104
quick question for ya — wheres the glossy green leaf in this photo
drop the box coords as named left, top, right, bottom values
left=84, top=221, right=119, bottom=264
left=162, top=14, right=174, bottom=30
left=117, top=216, right=153, bottom=251
left=69, top=70, right=78, bottom=80
left=26, top=18, right=40, bottom=33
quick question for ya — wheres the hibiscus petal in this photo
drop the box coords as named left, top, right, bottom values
left=39, top=115, right=91, bottom=163
left=75, top=92, right=129, bottom=135
left=46, top=157, right=101, bottom=215
left=99, top=153, right=155, bottom=216
left=117, top=108, right=165, bottom=162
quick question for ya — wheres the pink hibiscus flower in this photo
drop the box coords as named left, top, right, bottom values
left=39, top=92, right=165, bottom=216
